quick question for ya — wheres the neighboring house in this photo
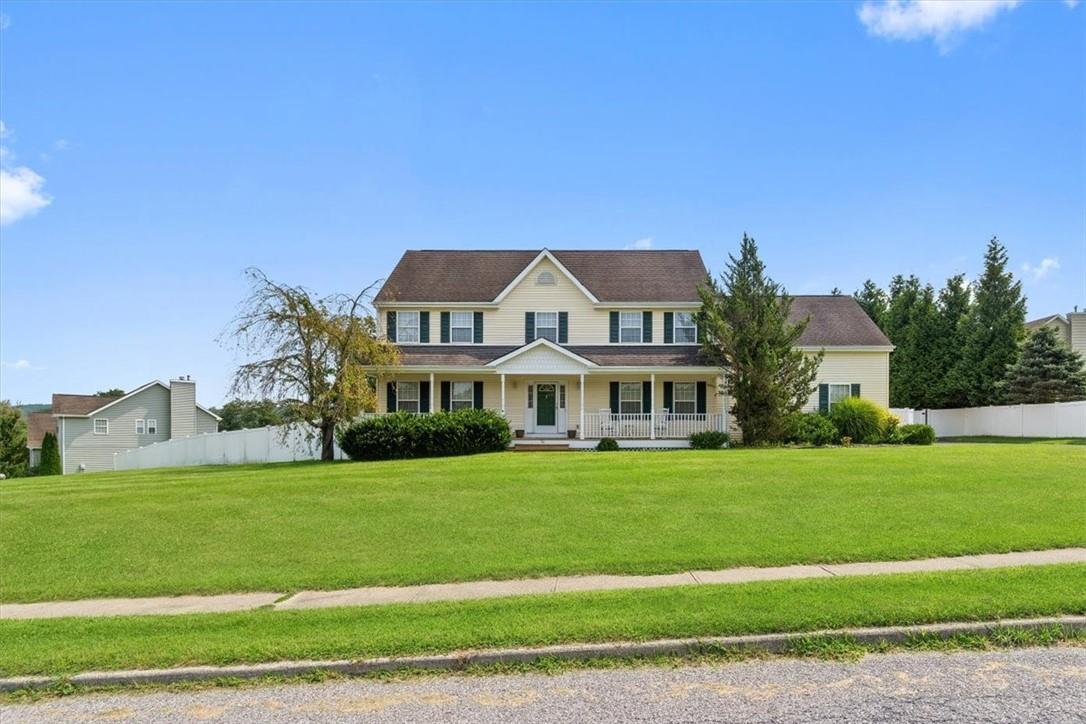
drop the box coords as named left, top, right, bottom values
left=372, top=249, right=892, bottom=446
left=1026, top=309, right=1086, bottom=364
left=26, top=378, right=220, bottom=474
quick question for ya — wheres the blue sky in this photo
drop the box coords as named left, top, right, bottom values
left=1, top=1, right=1083, bottom=405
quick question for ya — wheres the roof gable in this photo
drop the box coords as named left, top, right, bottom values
left=487, top=338, right=598, bottom=372
left=790, top=296, right=892, bottom=348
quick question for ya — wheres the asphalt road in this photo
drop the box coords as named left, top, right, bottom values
left=5, top=647, right=1084, bottom=723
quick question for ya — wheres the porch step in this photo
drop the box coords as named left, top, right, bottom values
left=512, top=439, right=571, bottom=452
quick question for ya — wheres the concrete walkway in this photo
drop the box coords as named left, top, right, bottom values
left=2, top=548, right=1083, bottom=621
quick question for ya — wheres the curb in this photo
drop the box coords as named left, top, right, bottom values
left=2, top=615, right=1082, bottom=693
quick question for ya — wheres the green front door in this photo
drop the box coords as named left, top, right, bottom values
left=536, top=384, right=557, bottom=427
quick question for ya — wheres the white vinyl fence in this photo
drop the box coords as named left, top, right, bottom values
left=890, top=401, right=1086, bottom=439
left=113, top=425, right=345, bottom=471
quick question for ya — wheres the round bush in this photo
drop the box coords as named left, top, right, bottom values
left=781, top=412, right=839, bottom=446
left=829, top=397, right=890, bottom=444
left=689, top=430, right=729, bottom=449
left=596, top=437, right=620, bottom=452
left=895, top=423, right=935, bottom=445
left=339, top=409, right=512, bottom=461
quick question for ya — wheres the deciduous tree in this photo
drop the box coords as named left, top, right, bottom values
left=0, top=401, right=29, bottom=478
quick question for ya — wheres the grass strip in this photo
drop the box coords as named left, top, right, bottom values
left=2, top=564, right=1083, bottom=678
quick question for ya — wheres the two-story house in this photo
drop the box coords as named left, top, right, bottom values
left=26, top=377, right=220, bottom=473
left=373, top=249, right=892, bottom=447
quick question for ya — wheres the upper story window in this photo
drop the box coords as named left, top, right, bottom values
left=93, top=418, right=109, bottom=435
left=451, top=381, right=474, bottom=411
left=135, top=419, right=146, bottom=435
left=674, top=312, right=697, bottom=344
left=397, top=311, right=420, bottom=343
left=147, top=419, right=158, bottom=435
left=536, top=270, right=556, bottom=286
left=397, top=381, right=420, bottom=414
left=535, top=312, right=558, bottom=342
left=450, top=312, right=473, bottom=343
left=619, top=312, right=642, bottom=343
left=673, top=382, right=697, bottom=414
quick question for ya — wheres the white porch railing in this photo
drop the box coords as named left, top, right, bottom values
left=581, top=412, right=725, bottom=439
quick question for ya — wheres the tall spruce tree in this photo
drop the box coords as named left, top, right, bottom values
left=931, top=274, right=972, bottom=408
left=698, top=234, right=822, bottom=444
left=952, top=238, right=1027, bottom=406
left=1003, top=327, right=1086, bottom=403
left=854, top=279, right=889, bottom=330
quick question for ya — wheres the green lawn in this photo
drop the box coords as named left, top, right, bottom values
left=938, top=436, right=1085, bottom=445
left=1, top=565, right=1082, bottom=676
left=2, top=444, right=1084, bottom=603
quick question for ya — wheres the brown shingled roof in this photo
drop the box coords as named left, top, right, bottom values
left=26, top=412, right=56, bottom=449
left=396, top=345, right=708, bottom=367
left=374, top=250, right=709, bottom=303
left=51, top=393, right=122, bottom=416
left=790, top=296, right=892, bottom=347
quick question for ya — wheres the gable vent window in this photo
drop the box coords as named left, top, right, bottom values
left=536, top=270, right=556, bottom=286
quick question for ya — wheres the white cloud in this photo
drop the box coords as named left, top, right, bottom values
left=858, top=1, right=1020, bottom=51
left=1064, top=0, right=1079, bottom=8
left=0, top=14, right=10, bottom=31
left=53, top=139, right=69, bottom=151
left=0, top=121, right=53, bottom=225
left=2, top=360, right=35, bottom=370
left=1022, top=257, right=1060, bottom=281
left=625, top=237, right=653, bottom=250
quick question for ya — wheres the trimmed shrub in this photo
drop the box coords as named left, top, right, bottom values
left=781, top=412, right=839, bottom=446
left=39, top=432, right=61, bottom=476
left=829, top=397, right=889, bottom=444
left=339, top=409, right=512, bottom=461
left=895, top=423, right=936, bottom=445
left=689, top=430, right=729, bottom=449
left=596, top=437, right=620, bottom=452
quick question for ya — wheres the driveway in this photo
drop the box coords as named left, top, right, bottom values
left=5, top=647, right=1083, bottom=723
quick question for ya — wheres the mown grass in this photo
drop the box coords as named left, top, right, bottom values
left=1, top=444, right=1084, bottom=602
left=1, top=565, right=1083, bottom=677
left=938, top=436, right=1085, bottom=445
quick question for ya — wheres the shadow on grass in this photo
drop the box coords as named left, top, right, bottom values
left=938, top=436, right=1085, bottom=445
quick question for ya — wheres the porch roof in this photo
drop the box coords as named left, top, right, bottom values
left=395, top=343, right=708, bottom=369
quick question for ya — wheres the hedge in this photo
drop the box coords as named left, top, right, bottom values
left=339, top=409, right=512, bottom=461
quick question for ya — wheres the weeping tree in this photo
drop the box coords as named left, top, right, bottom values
left=222, top=268, right=400, bottom=461
left=698, top=234, right=822, bottom=444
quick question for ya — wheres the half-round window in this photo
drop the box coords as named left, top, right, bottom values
left=537, top=270, right=556, bottom=286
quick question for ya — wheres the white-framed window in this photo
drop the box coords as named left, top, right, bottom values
left=674, top=312, right=697, bottom=344
left=147, top=419, right=158, bottom=434
left=135, top=419, right=146, bottom=435
left=559, top=384, right=566, bottom=409
left=536, top=270, right=556, bottom=286
left=619, top=311, right=642, bottom=343
left=451, top=381, right=474, bottom=411
left=397, top=381, right=420, bottom=413
left=450, top=312, right=474, bottom=343
left=829, top=384, right=852, bottom=410
left=673, top=382, right=697, bottom=414
left=396, top=311, right=420, bottom=343
left=93, top=418, right=109, bottom=435
left=535, top=311, right=558, bottom=342
left=619, top=382, right=642, bottom=415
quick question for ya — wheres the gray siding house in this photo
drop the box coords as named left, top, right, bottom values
left=28, top=378, right=220, bottom=474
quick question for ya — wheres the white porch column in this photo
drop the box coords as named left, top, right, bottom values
left=501, top=374, right=507, bottom=416
left=719, top=373, right=727, bottom=433
left=579, top=373, right=585, bottom=439
left=429, top=372, right=435, bottom=414
left=650, top=373, right=656, bottom=440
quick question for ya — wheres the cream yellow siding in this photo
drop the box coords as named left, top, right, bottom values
left=802, top=350, right=891, bottom=411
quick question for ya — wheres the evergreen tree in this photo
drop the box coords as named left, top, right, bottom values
left=1003, top=327, right=1086, bottom=403
left=883, top=276, right=940, bottom=408
left=931, top=274, right=972, bottom=408
left=39, top=431, right=61, bottom=476
left=0, top=401, right=28, bottom=478
left=853, top=279, right=889, bottom=330
left=952, top=238, right=1027, bottom=406
left=698, top=234, right=822, bottom=444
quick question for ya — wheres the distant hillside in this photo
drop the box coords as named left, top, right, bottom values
left=16, top=404, right=51, bottom=417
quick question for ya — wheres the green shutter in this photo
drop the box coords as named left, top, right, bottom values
left=609, top=381, right=620, bottom=414
left=663, top=312, right=674, bottom=344
left=609, top=312, right=619, bottom=343
left=419, top=311, right=430, bottom=344
left=473, top=312, right=484, bottom=344
left=386, top=311, right=397, bottom=342
left=696, top=381, right=707, bottom=415
left=558, top=312, right=569, bottom=344
left=663, top=381, right=673, bottom=411
left=642, top=311, right=652, bottom=343
left=386, top=382, right=397, bottom=412
left=440, top=312, right=450, bottom=344
left=851, top=383, right=861, bottom=398
left=440, top=381, right=451, bottom=412
left=419, top=381, right=430, bottom=413
left=473, top=381, right=484, bottom=409
left=525, top=312, right=535, bottom=343
left=642, top=381, right=652, bottom=414
left=818, top=384, right=829, bottom=413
